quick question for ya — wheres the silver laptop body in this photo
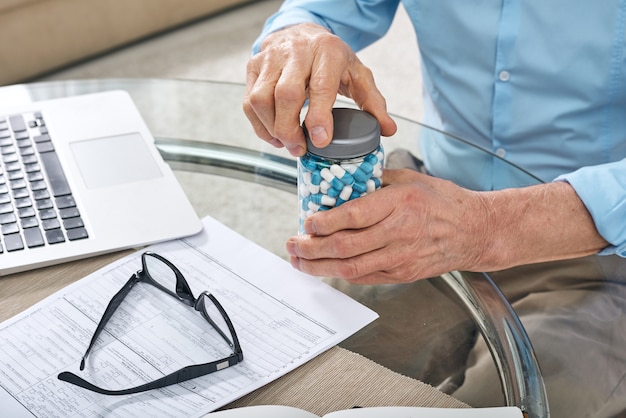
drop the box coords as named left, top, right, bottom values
left=0, top=90, right=202, bottom=275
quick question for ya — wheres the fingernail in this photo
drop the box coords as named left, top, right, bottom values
left=286, top=239, right=297, bottom=256
left=289, top=255, right=301, bottom=271
left=286, top=144, right=305, bottom=156
left=268, top=137, right=283, bottom=147
left=310, top=126, right=328, bottom=146
left=304, top=219, right=317, bottom=235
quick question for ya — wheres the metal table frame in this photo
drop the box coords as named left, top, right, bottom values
left=156, top=137, right=550, bottom=418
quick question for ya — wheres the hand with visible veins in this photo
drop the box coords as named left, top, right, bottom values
left=243, top=22, right=397, bottom=157
left=286, top=169, right=608, bottom=284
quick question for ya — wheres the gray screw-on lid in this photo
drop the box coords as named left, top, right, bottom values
left=304, top=108, right=381, bottom=159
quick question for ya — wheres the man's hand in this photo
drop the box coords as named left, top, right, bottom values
left=286, top=169, right=609, bottom=284
left=243, top=23, right=397, bottom=157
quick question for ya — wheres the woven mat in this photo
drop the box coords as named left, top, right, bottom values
left=223, top=346, right=468, bottom=416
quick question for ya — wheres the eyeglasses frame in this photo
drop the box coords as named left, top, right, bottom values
left=57, top=251, right=244, bottom=396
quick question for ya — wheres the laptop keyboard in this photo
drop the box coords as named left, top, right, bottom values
left=0, top=111, right=88, bottom=254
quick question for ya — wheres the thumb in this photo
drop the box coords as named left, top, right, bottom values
left=304, top=80, right=340, bottom=148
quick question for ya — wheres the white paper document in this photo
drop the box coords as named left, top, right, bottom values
left=0, top=216, right=378, bottom=417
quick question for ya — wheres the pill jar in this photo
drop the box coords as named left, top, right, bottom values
left=298, top=108, right=384, bottom=233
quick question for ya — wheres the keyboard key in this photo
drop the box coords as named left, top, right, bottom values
left=9, top=115, right=26, bottom=132
left=33, top=190, right=50, bottom=200
left=36, top=142, right=54, bottom=153
left=5, top=161, right=21, bottom=172
left=22, top=154, right=37, bottom=164
left=36, top=199, right=53, bottom=210
left=5, top=161, right=20, bottom=171
left=59, top=207, right=80, bottom=219
left=4, top=233, right=24, bottom=251
left=24, top=227, right=45, bottom=248
left=10, top=179, right=27, bottom=190
left=39, top=151, right=71, bottom=197
left=29, top=180, right=47, bottom=191
left=0, top=213, right=16, bottom=224
left=12, top=188, right=29, bottom=199
left=8, top=171, right=24, bottom=181
left=67, top=227, right=88, bottom=241
left=42, top=218, right=61, bottom=230
left=55, top=195, right=76, bottom=209
left=39, top=208, right=57, bottom=220
left=15, top=197, right=32, bottom=208
left=18, top=207, right=36, bottom=218
left=25, top=163, right=41, bottom=173
left=45, top=229, right=65, bottom=244
left=0, top=202, right=13, bottom=214
left=21, top=217, right=39, bottom=229
left=27, top=171, right=44, bottom=182
left=14, top=131, right=30, bottom=140
left=63, top=217, right=84, bottom=229
left=1, top=145, right=16, bottom=155
left=19, top=146, right=34, bottom=157
left=33, top=134, right=50, bottom=143
left=1, top=222, right=19, bottom=235
left=16, top=139, right=31, bottom=148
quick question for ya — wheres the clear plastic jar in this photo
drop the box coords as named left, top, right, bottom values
left=298, top=108, right=384, bottom=233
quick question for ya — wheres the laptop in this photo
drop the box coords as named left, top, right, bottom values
left=0, top=90, right=202, bottom=275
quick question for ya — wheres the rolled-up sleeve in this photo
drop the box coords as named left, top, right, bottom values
left=253, top=0, right=401, bottom=54
left=556, top=159, right=626, bottom=256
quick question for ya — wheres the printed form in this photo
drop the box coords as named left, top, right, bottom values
left=0, top=216, right=378, bottom=417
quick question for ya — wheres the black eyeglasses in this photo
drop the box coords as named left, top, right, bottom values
left=58, top=251, right=243, bottom=396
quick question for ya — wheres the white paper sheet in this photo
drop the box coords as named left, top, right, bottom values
left=0, top=215, right=378, bottom=417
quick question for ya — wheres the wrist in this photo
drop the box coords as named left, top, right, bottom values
left=471, top=182, right=609, bottom=272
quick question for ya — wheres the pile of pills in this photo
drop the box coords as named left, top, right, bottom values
left=298, top=145, right=384, bottom=231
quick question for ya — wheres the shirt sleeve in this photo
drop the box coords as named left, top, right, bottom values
left=555, top=159, right=626, bottom=257
left=252, top=0, right=401, bottom=54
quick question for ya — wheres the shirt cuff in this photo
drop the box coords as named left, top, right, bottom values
left=555, top=159, right=626, bottom=257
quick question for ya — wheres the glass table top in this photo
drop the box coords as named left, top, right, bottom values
left=0, top=78, right=547, bottom=417
left=3, top=78, right=623, bottom=418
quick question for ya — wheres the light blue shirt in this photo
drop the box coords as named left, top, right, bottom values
left=255, top=0, right=626, bottom=256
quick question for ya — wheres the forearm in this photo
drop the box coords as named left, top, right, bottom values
left=479, top=181, right=609, bottom=270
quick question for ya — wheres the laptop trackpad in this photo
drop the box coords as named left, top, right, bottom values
left=70, top=133, right=163, bottom=189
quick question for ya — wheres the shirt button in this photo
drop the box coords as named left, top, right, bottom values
left=499, top=70, right=510, bottom=82
left=495, top=148, right=506, bottom=158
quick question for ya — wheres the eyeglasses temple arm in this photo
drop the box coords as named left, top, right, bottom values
left=80, top=274, right=140, bottom=370
left=58, top=353, right=242, bottom=396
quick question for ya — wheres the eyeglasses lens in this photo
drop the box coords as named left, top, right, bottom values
left=144, top=254, right=178, bottom=292
left=145, top=254, right=233, bottom=347
left=199, top=294, right=231, bottom=338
